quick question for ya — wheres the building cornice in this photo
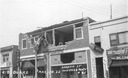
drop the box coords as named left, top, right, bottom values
left=90, top=16, right=128, bottom=26
left=0, top=45, right=18, bottom=52
left=20, top=53, right=44, bottom=59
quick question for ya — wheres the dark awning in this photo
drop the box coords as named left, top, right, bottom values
left=110, top=60, right=128, bottom=67
left=37, top=59, right=46, bottom=67
left=22, top=61, right=35, bottom=69
left=22, top=59, right=46, bottom=69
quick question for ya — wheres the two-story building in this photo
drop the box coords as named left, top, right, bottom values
left=19, top=17, right=95, bottom=78
left=0, top=45, right=19, bottom=78
left=89, top=16, right=128, bottom=78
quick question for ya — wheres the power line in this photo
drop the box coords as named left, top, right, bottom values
left=73, top=0, right=110, bottom=12
left=63, top=0, right=110, bottom=17
left=79, top=0, right=123, bottom=16
left=68, top=0, right=121, bottom=16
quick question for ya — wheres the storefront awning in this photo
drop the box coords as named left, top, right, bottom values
left=22, top=59, right=46, bottom=69
left=22, top=61, right=35, bottom=69
left=37, top=59, right=46, bottom=67
left=110, top=60, right=128, bottom=67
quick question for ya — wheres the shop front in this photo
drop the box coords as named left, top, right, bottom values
left=1, top=67, right=10, bottom=78
left=50, top=50, right=88, bottom=78
left=51, top=64, right=87, bottom=78
left=21, top=59, right=46, bottom=78
left=107, top=47, right=128, bottom=78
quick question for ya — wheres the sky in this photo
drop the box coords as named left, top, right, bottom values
left=0, top=0, right=127, bottom=47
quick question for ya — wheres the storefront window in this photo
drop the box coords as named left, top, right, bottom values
left=51, top=64, right=87, bottom=78
left=1, top=70, right=10, bottom=78
left=110, top=66, right=128, bottom=78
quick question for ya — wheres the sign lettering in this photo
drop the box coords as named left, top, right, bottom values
left=111, top=56, right=128, bottom=60
left=107, top=47, right=128, bottom=55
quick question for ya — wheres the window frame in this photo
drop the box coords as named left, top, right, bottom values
left=110, top=33, right=118, bottom=46
left=30, top=36, right=39, bottom=48
left=118, top=32, right=128, bottom=45
left=109, top=31, right=128, bottom=46
left=30, top=37, right=35, bottom=48
left=74, top=22, right=84, bottom=40
left=94, top=36, right=101, bottom=47
left=22, top=38, right=27, bottom=50
left=3, top=53, right=9, bottom=62
left=34, top=36, right=39, bottom=42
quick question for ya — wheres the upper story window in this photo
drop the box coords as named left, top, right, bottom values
left=54, top=26, right=73, bottom=46
left=30, top=38, right=34, bottom=47
left=110, top=31, right=128, bottom=46
left=35, top=36, right=39, bottom=41
left=3, top=53, right=9, bottom=62
left=75, top=28, right=82, bottom=38
left=30, top=36, right=39, bottom=48
left=94, top=36, right=101, bottom=47
left=22, top=39, right=27, bottom=49
left=74, top=22, right=84, bottom=39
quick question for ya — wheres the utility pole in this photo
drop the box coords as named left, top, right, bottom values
left=110, top=4, right=112, bottom=19
left=33, top=37, right=38, bottom=78
left=82, top=12, right=83, bottom=19
left=46, top=52, right=50, bottom=78
left=33, top=31, right=49, bottom=78
left=0, top=67, right=2, bottom=77
left=35, top=51, right=38, bottom=78
left=33, top=32, right=43, bottom=78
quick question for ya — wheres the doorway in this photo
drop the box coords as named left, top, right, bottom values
left=109, top=66, right=128, bottom=78
left=96, top=57, right=104, bottom=78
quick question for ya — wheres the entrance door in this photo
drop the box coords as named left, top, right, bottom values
left=96, top=57, right=104, bottom=78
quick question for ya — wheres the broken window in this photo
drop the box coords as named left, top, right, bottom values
left=35, top=36, right=39, bottom=41
left=30, top=36, right=39, bottom=48
left=60, top=52, right=74, bottom=63
left=94, top=36, right=101, bottom=47
left=55, top=25, right=73, bottom=46
left=30, top=38, right=34, bottom=47
left=46, top=30, right=53, bottom=45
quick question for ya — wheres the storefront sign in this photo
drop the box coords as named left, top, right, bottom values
left=51, top=64, right=87, bottom=74
left=107, top=47, right=128, bottom=66
left=107, top=47, right=128, bottom=55
left=111, top=56, right=128, bottom=60
left=107, top=47, right=128, bottom=58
